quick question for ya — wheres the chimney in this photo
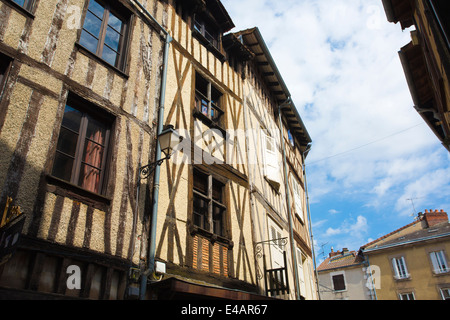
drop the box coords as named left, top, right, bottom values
left=423, top=209, right=448, bottom=228
left=342, top=248, right=349, bottom=255
left=329, top=247, right=341, bottom=258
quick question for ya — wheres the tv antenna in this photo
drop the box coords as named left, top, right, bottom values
left=406, top=197, right=423, bottom=217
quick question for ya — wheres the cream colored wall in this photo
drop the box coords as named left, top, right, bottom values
left=0, top=0, right=166, bottom=265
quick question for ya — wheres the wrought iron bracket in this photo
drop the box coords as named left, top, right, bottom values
left=254, top=237, right=288, bottom=280
left=139, top=155, right=171, bottom=180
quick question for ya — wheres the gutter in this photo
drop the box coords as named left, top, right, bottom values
left=361, top=232, right=450, bottom=253
left=132, top=0, right=172, bottom=300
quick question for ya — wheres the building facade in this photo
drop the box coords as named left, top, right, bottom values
left=360, top=210, right=450, bottom=300
left=381, top=0, right=450, bottom=151
left=0, top=0, right=174, bottom=299
left=0, top=0, right=316, bottom=300
left=317, top=248, right=372, bottom=300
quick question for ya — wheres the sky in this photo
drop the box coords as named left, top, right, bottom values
left=221, top=0, right=450, bottom=263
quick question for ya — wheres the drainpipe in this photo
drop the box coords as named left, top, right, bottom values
left=365, top=255, right=378, bottom=300
left=302, top=144, right=321, bottom=300
left=278, top=98, right=301, bottom=300
left=132, top=0, right=172, bottom=300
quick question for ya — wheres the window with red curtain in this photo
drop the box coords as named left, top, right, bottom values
left=52, top=97, right=112, bottom=194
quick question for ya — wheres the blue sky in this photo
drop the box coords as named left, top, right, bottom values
left=222, top=0, right=450, bottom=262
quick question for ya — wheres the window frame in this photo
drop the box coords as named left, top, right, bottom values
left=78, top=0, right=131, bottom=72
left=430, top=250, right=449, bottom=274
left=8, top=0, right=35, bottom=14
left=290, top=173, right=304, bottom=223
left=392, top=256, right=410, bottom=280
left=0, top=53, right=13, bottom=100
left=440, top=288, right=450, bottom=300
left=194, top=72, right=224, bottom=127
left=193, top=14, right=220, bottom=50
left=399, top=292, right=415, bottom=300
left=51, top=95, right=113, bottom=196
left=192, top=169, right=227, bottom=238
left=330, top=272, right=346, bottom=292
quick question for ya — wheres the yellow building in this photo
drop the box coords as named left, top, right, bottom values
left=360, top=209, right=450, bottom=300
left=381, top=0, right=450, bottom=151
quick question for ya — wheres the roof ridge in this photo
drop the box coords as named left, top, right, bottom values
left=360, top=217, right=422, bottom=249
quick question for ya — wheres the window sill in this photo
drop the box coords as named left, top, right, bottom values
left=3, top=0, right=35, bottom=18
left=45, top=175, right=111, bottom=211
left=394, top=275, right=411, bottom=281
left=432, top=270, right=450, bottom=276
left=75, top=43, right=129, bottom=80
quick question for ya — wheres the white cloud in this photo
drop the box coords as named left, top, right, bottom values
left=222, top=0, right=450, bottom=250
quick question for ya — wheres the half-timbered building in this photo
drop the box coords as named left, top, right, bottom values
left=0, top=0, right=169, bottom=299
left=0, top=0, right=316, bottom=300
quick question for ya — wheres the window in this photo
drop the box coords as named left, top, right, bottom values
left=288, top=130, right=295, bottom=147
left=296, top=248, right=307, bottom=296
left=332, top=273, right=346, bottom=291
left=399, top=292, right=415, bottom=300
left=392, top=257, right=410, bottom=280
left=440, top=288, right=450, bottom=300
left=52, top=96, right=112, bottom=195
left=194, top=73, right=224, bottom=125
left=11, top=0, right=34, bottom=11
left=193, top=169, right=226, bottom=237
left=262, top=131, right=280, bottom=191
left=430, top=250, right=449, bottom=274
left=79, top=0, right=130, bottom=71
left=193, top=15, right=219, bottom=50
left=0, top=53, right=12, bottom=99
left=291, top=174, right=304, bottom=222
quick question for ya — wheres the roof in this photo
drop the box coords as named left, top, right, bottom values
left=381, top=0, right=414, bottom=29
left=360, top=218, right=422, bottom=250
left=360, top=210, right=450, bottom=253
left=362, top=222, right=450, bottom=253
left=317, top=251, right=364, bottom=272
left=232, top=27, right=312, bottom=149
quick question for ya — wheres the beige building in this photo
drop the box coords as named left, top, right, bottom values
left=317, top=248, right=372, bottom=300
left=360, top=209, right=450, bottom=300
left=0, top=0, right=315, bottom=300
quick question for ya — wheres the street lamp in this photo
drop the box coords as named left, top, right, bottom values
left=139, top=125, right=183, bottom=180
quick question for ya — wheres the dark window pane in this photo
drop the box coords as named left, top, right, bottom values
left=102, top=45, right=118, bottom=66
left=193, top=170, right=208, bottom=194
left=13, top=0, right=26, bottom=7
left=212, top=180, right=223, bottom=202
left=104, top=26, right=121, bottom=52
left=193, top=195, right=207, bottom=229
left=62, top=105, right=83, bottom=132
left=82, top=141, right=104, bottom=168
left=107, top=12, right=123, bottom=34
left=83, top=11, right=103, bottom=39
left=87, top=0, right=105, bottom=19
left=86, top=115, right=107, bottom=145
left=56, top=127, right=79, bottom=157
left=52, top=152, right=74, bottom=181
left=213, top=205, right=224, bottom=236
left=195, top=74, right=208, bottom=96
left=78, top=164, right=101, bottom=193
left=80, top=30, right=100, bottom=54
